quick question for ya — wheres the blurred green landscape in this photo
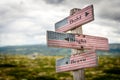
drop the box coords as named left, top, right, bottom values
left=0, top=55, right=120, bottom=80
left=0, top=43, right=120, bottom=80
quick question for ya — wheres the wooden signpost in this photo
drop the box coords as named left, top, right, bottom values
left=55, top=5, right=94, bottom=32
left=46, top=4, right=109, bottom=80
left=47, top=31, right=109, bottom=51
left=56, top=51, right=98, bottom=73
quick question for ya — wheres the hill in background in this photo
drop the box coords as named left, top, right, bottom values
left=0, top=43, right=120, bottom=56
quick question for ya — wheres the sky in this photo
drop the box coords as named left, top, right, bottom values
left=0, top=0, right=120, bottom=46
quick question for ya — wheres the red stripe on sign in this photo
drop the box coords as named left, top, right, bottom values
left=56, top=64, right=97, bottom=72
left=70, top=54, right=96, bottom=60
left=70, top=51, right=96, bottom=58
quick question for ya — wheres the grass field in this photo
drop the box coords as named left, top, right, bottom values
left=0, top=54, right=120, bottom=80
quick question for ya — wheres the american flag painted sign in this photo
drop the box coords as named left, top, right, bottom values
left=56, top=51, right=98, bottom=72
left=47, top=31, right=109, bottom=51
left=55, top=5, right=94, bottom=32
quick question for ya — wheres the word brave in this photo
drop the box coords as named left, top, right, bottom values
left=71, top=58, right=86, bottom=64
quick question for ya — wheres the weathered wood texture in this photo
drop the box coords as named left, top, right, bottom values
left=70, top=8, right=84, bottom=80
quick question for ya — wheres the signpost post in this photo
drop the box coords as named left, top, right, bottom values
left=70, top=8, right=85, bottom=80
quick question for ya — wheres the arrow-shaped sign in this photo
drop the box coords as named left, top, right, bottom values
left=85, top=12, right=89, bottom=17
left=55, top=5, right=94, bottom=32
left=47, top=31, right=109, bottom=50
left=56, top=51, right=98, bottom=72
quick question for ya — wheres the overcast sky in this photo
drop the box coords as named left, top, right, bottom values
left=0, top=0, right=120, bottom=46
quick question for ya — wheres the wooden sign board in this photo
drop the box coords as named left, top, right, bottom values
left=47, top=31, right=109, bottom=51
left=55, top=5, right=94, bottom=32
left=56, top=51, right=98, bottom=72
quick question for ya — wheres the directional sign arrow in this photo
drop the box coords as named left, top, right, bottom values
left=64, top=37, right=70, bottom=41
left=85, top=12, right=89, bottom=17
left=47, top=31, right=109, bottom=51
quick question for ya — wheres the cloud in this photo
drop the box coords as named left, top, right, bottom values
left=0, top=0, right=120, bottom=46
left=97, top=0, right=120, bottom=22
left=44, top=0, right=64, bottom=4
left=0, top=33, right=46, bottom=46
left=83, top=23, right=120, bottom=43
